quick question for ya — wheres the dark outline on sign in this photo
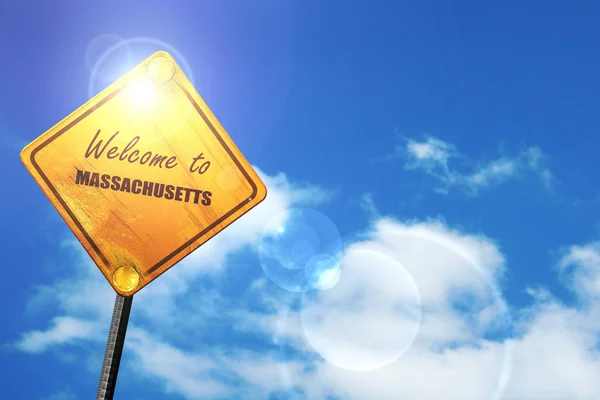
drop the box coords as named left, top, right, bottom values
left=29, top=82, right=258, bottom=278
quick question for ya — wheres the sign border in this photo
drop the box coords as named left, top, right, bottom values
left=28, top=81, right=259, bottom=277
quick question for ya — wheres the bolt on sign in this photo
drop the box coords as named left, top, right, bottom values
left=21, top=51, right=267, bottom=296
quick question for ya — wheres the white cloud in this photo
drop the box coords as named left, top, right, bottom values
left=558, top=241, right=600, bottom=300
left=257, top=219, right=600, bottom=400
left=126, top=328, right=230, bottom=399
left=402, top=136, right=556, bottom=195
left=14, top=170, right=600, bottom=400
left=500, top=275, right=600, bottom=400
left=299, top=248, right=422, bottom=371
left=407, top=136, right=457, bottom=165
left=16, top=316, right=101, bottom=353
left=266, top=171, right=336, bottom=206
left=256, top=218, right=514, bottom=399
left=221, top=352, right=308, bottom=396
left=358, top=192, right=379, bottom=219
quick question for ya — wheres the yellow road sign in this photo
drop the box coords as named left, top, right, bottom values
left=21, top=51, right=267, bottom=296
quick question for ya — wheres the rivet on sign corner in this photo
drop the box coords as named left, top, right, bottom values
left=148, top=56, right=175, bottom=82
left=112, top=266, right=140, bottom=293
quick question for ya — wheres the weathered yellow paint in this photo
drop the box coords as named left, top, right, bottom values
left=20, top=51, right=267, bottom=296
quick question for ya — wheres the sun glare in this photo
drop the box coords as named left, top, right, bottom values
left=125, top=77, right=156, bottom=109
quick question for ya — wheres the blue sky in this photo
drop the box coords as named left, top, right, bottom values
left=2, top=1, right=600, bottom=399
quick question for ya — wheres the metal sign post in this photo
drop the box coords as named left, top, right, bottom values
left=96, top=294, right=133, bottom=400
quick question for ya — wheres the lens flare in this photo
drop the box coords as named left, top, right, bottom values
left=125, top=77, right=156, bottom=110
left=87, top=36, right=195, bottom=101
left=304, top=254, right=341, bottom=290
left=258, top=208, right=344, bottom=292
left=148, top=56, right=175, bottom=82
left=300, top=249, right=422, bottom=371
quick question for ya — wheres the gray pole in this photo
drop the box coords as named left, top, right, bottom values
left=96, top=294, right=133, bottom=400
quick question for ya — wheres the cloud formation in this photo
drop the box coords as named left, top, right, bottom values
left=13, top=169, right=600, bottom=400
left=399, top=135, right=556, bottom=196
left=16, top=316, right=101, bottom=354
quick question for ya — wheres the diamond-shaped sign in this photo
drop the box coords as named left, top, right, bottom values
left=21, top=51, right=267, bottom=296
